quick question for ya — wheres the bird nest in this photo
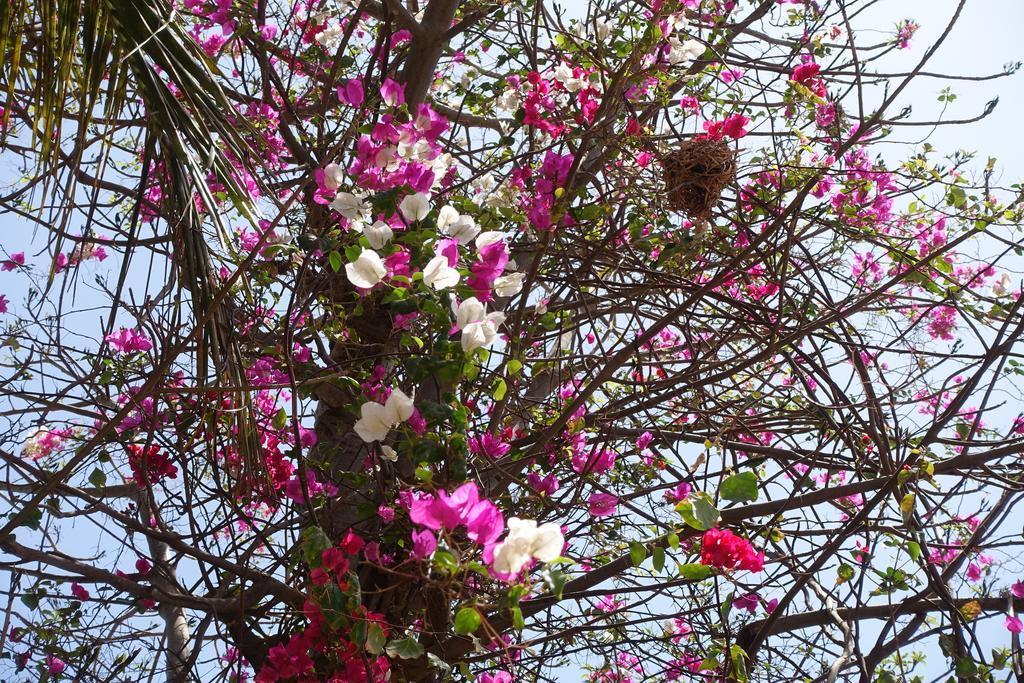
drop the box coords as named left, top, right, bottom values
left=661, top=138, right=737, bottom=223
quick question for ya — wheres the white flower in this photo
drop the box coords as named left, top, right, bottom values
left=380, top=445, right=399, bottom=462
left=331, top=192, right=369, bottom=221
left=472, top=173, right=496, bottom=194
left=399, top=192, right=430, bottom=222
left=461, top=313, right=505, bottom=354
left=363, top=221, right=394, bottom=250
left=450, top=216, right=479, bottom=245
left=315, top=23, right=344, bottom=50
left=436, top=205, right=461, bottom=232
left=455, top=297, right=487, bottom=330
left=594, top=18, right=611, bottom=41
left=437, top=206, right=480, bottom=245
left=492, top=518, right=565, bottom=575
left=496, top=88, right=520, bottom=112
left=454, top=297, right=505, bottom=353
left=322, top=163, right=345, bottom=190
left=493, top=272, right=525, bottom=298
left=993, top=273, right=1013, bottom=298
left=553, top=63, right=584, bottom=92
left=475, top=231, right=505, bottom=249
left=345, top=248, right=387, bottom=289
left=354, top=388, right=415, bottom=443
left=422, top=255, right=460, bottom=290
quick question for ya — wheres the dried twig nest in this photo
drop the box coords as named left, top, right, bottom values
left=661, top=138, right=737, bottom=224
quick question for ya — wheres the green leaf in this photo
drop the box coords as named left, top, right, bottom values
left=385, top=638, right=424, bottom=659
left=720, top=591, right=734, bottom=621
left=88, top=467, right=107, bottom=488
left=454, top=607, right=481, bottom=635
left=329, top=250, right=343, bottom=272
left=667, top=532, right=680, bottom=550
left=907, top=540, right=921, bottom=562
left=301, top=526, right=331, bottom=568
left=679, top=563, right=713, bottom=580
left=510, top=606, right=525, bottom=630
left=837, top=563, right=855, bottom=584
left=365, top=623, right=387, bottom=655
left=507, top=359, right=523, bottom=376
left=543, top=568, right=568, bottom=599
left=652, top=547, right=666, bottom=573
left=677, top=495, right=720, bottom=531
left=272, top=408, right=288, bottom=430
left=720, top=472, right=759, bottom=503
left=492, top=378, right=507, bottom=401
left=629, top=541, right=647, bottom=567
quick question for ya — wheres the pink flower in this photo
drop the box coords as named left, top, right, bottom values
left=1012, top=580, right=1024, bottom=599
left=135, top=558, right=152, bottom=575
left=464, top=500, right=504, bottom=546
left=1, top=252, right=24, bottom=271
left=732, top=593, right=759, bottom=614
left=679, top=96, right=699, bottom=111
left=337, top=79, right=364, bottom=106
left=411, top=529, right=437, bottom=559
left=526, top=472, right=560, bottom=496
left=478, top=673, right=513, bottom=683
left=0, top=294, right=8, bottom=313
left=105, top=328, right=153, bottom=354
left=572, top=448, right=617, bottom=475
left=46, top=654, right=67, bottom=675
left=720, top=68, right=744, bottom=84
left=588, top=492, right=619, bottom=517
left=70, top=582, right=90, bottom=601
left=1007, top=615, right=1023, bottom=634
left=380, top=78, right=405, bottom=107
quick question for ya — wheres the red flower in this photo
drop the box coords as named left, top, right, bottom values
left=792, top=62, right=821, bottom=84
left=700, top=528, right=764, bottom=572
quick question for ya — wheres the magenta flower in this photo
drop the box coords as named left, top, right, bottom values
left=411, top=529, right=437, bottom=559
left=1006, top=615, right=1023, bottom=634
left=588, top=492, right=619, bottom=517
left=464, top=499, right=504, bottom=546
left=70, top=582, right=90, bottom=601
left=336, top=79, right=365, bottom=107
left=105, top=328, right=153, bottom=354
left=380, top=78, right=405, bottom=107
left=1, top=252, right=24, bottom=271
left=46, top=654, right=67, bottom=675
left=732, top=593, right=760, bottom=614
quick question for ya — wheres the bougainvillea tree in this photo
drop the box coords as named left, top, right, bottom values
left=2, top=0, right=1024, bottom=680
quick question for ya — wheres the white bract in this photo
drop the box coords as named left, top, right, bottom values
left=399, top=192, right=430, bottom=222
left=454, top=297, right=505, bottom=354
left=331, top=192, right=370, bottom=221
left=491, top=518, right=564, bottom=575
left=422, top=255, right=460, bottom=290
left=475, top=231, right=505, bottom=249
left=461, top=315, right=505, bottom=354
left=666, top=38, right=704, bottom=66
left=493, top=272, right=525, bottom=298
left=437, top=205, right=480, bottom=244
left=354, top=388, right=415, bottom=443
left=455, top=297, right=486, bottom=330
left=322, top=163, right=345, bottom=190
left=345, top=248, right=387, bottom=289
left=363, top=221, right=394, bottom=250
